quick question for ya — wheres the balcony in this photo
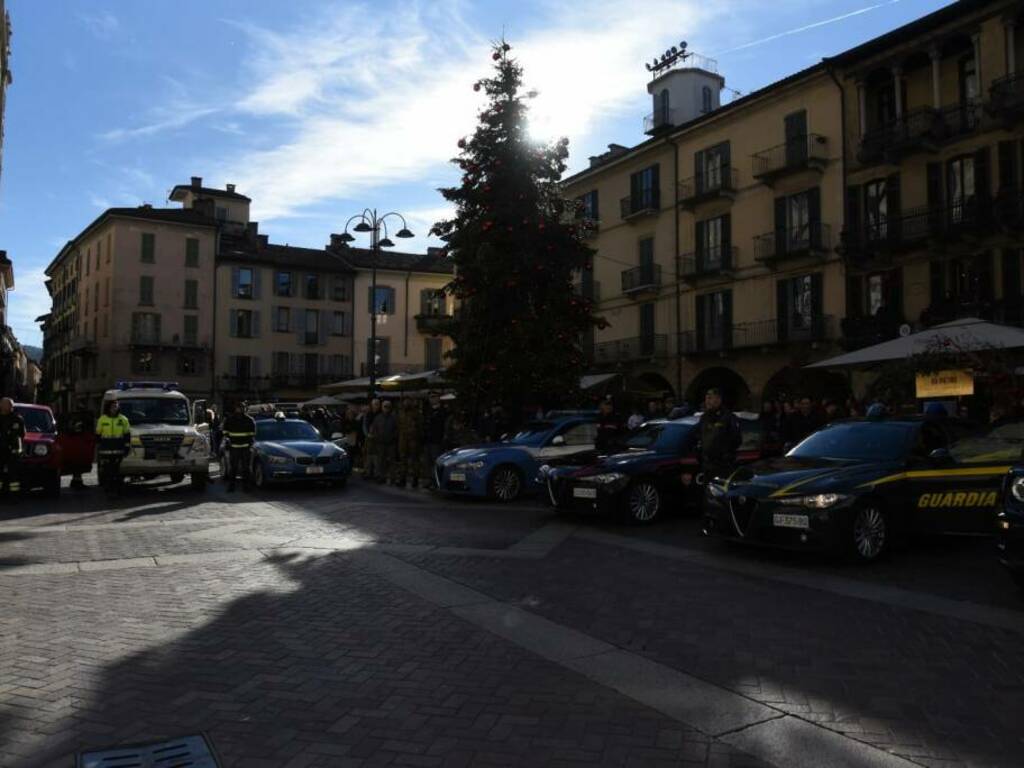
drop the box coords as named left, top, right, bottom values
left=934, top=101, right=982, bottom=141
left=754, top=222, right=832, bottom=264
left=573, top=280, right=601, bottom=303
left=679, top=315, right=833, bottom=355
left=620, top=190, right=660, bottom=221
left=841, top=206, right=936, bottom=260
left=677, top=246, right=737, bottom=282
left=678, top=167, right=738, bottom=210
left=415, top=314, right=453, bottom=335
left=67, top=336, right=97, bottom=355
left=858, top=107, right=941, bottom=165
left=129, top=332, right=161, bottom=347
left=621, top=264, right=662, bottom=295
left=593, top=335, right=668, bottom=364
left=643, top=108, right=676, bottom=135
left=751, top=134, right=828, bottom=185
left=988, top=70, right=1024, bottom=124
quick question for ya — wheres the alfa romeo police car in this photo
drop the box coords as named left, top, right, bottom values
left=703, top=416, right=1020, bottom=562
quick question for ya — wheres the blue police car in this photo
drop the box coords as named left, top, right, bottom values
left=250, top=416, right=352, bottom=489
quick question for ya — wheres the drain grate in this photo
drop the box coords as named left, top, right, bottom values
left=77, top=734, right=221, bottom=768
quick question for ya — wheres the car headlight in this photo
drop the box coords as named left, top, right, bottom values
left=457, top=461, right=486, bottom=470
left=707, top=482, right=727, bottom=498
left=265, top=454, right=290, bottom=465
left=589, top=472, right=627, bottom=485
left=32, top=443, right=49, bottom=457
left=1011, top=477, right=1024, bottom=503
left=779, top=493, right=848, bottom=509
left=538, top=464, right=551, bottom=477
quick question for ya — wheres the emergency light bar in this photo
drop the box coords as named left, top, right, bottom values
left=115, top=381, right=181, bottom=391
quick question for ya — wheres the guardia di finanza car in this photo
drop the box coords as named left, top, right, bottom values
left=704, top=417, right=1018, bottom=562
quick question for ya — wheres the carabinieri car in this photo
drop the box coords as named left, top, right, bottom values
left=994, top=423, right=1024, bottom=592
left=435, top=417, right=597, bottom=502
left=250, top=416, right=352, bottom=489
left=542, top=414, right=768, bottom=524
left=704, top=416, right=1018, bottom=562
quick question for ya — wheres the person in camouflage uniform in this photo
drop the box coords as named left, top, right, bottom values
left=394, top=398, right=423, bottom=487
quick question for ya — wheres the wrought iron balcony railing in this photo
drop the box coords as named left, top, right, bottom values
left=678, top=166, right=738, bottom=208
left=989, top=70, right=1024, bottom=122
left=621, top=264, right=662, bottom=294
left=754, top=222, right=832, bottom=263
left=619, top=190, right=660, bottom=221
left=677, top=246, right=737, bottom=279
left=752, top=134, right=828, bottom=182
left=594, top=335, right=668, bottom=364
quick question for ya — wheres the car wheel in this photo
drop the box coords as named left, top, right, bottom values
left=170, top=473, right=185, bottom=484
left=848, top=503, right=888, bottom=562
left=625, top=480, right=661, bottom=525
left=489, top=465, right=523, bottom=502
left=253, top=462, right=268, bottom=490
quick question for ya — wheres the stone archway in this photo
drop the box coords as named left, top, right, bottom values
left=762, top=365, right=850, bottom=406
left=627, top=371, right=675, bottom=400
left=685, top=366, right=752, bottom=411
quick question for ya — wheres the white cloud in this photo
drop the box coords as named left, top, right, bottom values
left=100, top=105, right=219, bottom=143
left=8, top=267, right=51, bottom=346
left=222, top=0, right=727, bottom=223
left=79, top=10, right=119, bottom=40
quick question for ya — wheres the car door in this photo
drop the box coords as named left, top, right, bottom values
left=537, top=421, right=598, bottom=462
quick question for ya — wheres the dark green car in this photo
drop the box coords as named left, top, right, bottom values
left=702, top=417, right=1020, bottom=562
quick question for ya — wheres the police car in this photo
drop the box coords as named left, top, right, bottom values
left=703, top=416, right=1019, bottom=562
left=249, top=415, right=351, bottom=489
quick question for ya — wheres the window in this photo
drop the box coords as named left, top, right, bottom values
left=332, top=277, right=350, bottom=302
left=369, top=285, right=396, bottom=315
left=948, top=156, right=976, bottom=222
left=275, top=306, right=291, bottom=332
left=420, top=289, right=446, bottom=317
left=185, top=238, right=200, bottom=268
left=425, top=337, right=443, bottom=369
left=578, top=190, right=599, bottom=221
left=236, top=267, right=254, bottom=298
left=629, top=165, right=660, bottom=211
left=97, top=239, right=103, bottom=267
left=305, top=273, right=321, bottom=299
left=696, top=215, right=729, bottom=271
left=216, top=206, right=228, bottom=221
left=329, top=354, right=351, bottom=378
left=697, top=290, right=730, bottom=351
left=868, top=274, right=885, bottom=316
left=141, top=233, right=155, bottom=263
left=778, top=273, right=823, bottom=341
left=790, top=275, right=814, bottom=331
left=85, top=248, right=90, bottom=276
left=305, top=309, right=319, bottom=345
left=788, top=193, right=810, bottom=246
left=183, top=315, right=198, bottom=346
left=701, top=85, right=713, bottom=114
left=639, top=302, right=655, bottom=355
left=106, top=233, right=112, bottom=264
left=272, top=352, right=290, bottom=376
left=132, top=350, right=157, bottom=374
left=103, top=277, right=110, bottom=307
left=131, top=312, right=161, bottom=345
left=275, top=271, right=293, bottom=297
left=139, top=276, right=154, bottom=306
left=695, top=142, right=729, bottom=193
left=178, top=353, right=199, bottom=375
left=959, top=54, right=979, bottom=104
left=865, top=179, right=888, bottom=240
left=102, top=313, right=109, bottom=338
left=331, top=310, right=348, bottom=335
left=234, top=309, right=254, bottom=338
left=233, top=356, right=252, bottom=379
left=93, top=284, right=99, bottom=313
left=184, top=279, right=198, bottom=309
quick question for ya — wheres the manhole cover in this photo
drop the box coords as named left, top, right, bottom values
left=77, top=734, right=221, bottom=768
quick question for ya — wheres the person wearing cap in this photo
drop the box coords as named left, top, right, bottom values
left=369, top=399, right=399, bottom=484
left=687, top=388, right=742, bottom=484
left=95, top=399, right=130, bottom=495
left=595, top=396, right=623, bottom=454
left=223, top=401, right=256, bottom=492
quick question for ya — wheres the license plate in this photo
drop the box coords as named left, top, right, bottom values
left=773, top=513, right=809, bottom=529
left=449, top=472, right=466, bottom=482
left=573, top=486, right=598, bottom=499
left=306, top=466, right=324, bottom=475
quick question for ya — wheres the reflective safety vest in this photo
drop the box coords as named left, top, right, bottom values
left=96, top=414, right=131, bottom=440
left=224, top=414, right=256, bottom=449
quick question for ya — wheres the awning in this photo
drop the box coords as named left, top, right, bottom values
left=806, top=318, right=1024, bottom=369
left=580, top=373, right=620, bottom=390
left=300, top=395, right=342, bottom=407
left=320, top=369, right=448, bottom=393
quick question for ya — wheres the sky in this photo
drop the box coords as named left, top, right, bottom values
left=1, top=0, right=955, bottom=347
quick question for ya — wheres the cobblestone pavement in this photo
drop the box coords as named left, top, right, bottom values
left=0, top=473, right=1021, bottom=767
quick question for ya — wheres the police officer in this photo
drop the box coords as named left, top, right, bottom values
left=421, top=392, right=448, bottom=489
left=395, top=398, right=422, bottom=488
left=95, top=399, right=131, bottom=495
left=0, top=398, right=25, bottom=498
left=595, top=396, right=623, bottom=454
left=693, top=388, right=742, bottom=483
left=223, top=401, right=257, bottom=492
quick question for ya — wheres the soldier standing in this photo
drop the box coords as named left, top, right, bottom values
left=395, top=398, right=423, bottom=487
left=369, top=399, right=398, bottom=484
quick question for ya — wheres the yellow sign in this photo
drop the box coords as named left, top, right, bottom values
left=915, top=369, right=974, bottom=398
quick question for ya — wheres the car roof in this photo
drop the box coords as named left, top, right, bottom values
left=13, top=403, right=51, bottom=412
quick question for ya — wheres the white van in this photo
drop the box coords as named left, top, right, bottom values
left=100, top=381, right=211, bottom=489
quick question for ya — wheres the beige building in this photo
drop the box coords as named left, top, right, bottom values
left=41, top=177, right=454, bottom=411
left=564, top=53, right=846, bottom=407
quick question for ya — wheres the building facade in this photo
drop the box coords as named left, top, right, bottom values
left=40, top=177, right=454, bottom=412
left=564, top=56, right=846, bottom=408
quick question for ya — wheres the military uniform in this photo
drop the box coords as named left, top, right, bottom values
left=395, top=400, right=423, bottom=486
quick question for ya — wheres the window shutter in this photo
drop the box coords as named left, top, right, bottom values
left=386, top=287, right=396, bottom=314
left=651, top=163, right=661, bottom=207
left=998, top=140, right=1018, bottom=192
left=721, top=214, right=732, bottom=269
left=846, top=275, right=863, bottom=319
left=976, top=251, right=994, bottom=301
left=975, top=145, right=991, bottom=201
left=252, top=268, right=262, bottom=300
left=367, top=286, right=374, bottom=313
left=886, top=174, right=901, bottom=242
left=295, top=306, right=306, bottom=343
left=774, top=196, right=787, bottom=257
left=252, top=356, right=261, bottom=377
left=591, top=190, right=599, bottom=220
left=318, top=275, right=326, bottom=300
left=694, top=220, right=705, bottom=271
left=694, top=294, right=706, bottom=352
left=776, top=280, right=789, bottom=342
left=231, top=267, right=240, bottom=297
left=252, top=310, right=261, bottom=338
left=926, top=162, right=943, bottom=210
left=228, top=355, right=237, bottom=377
left=810, top=273, right=824, bottom=331
left=228, top=310, right=237, bottom=338
left=929, top=260, right=945, bottom=306
left=888, top=267, right=904, bottom=317
left=807, top=187, right=822, bottom=248
left=720, top=141, right=731, bottom=171
left=694, top=150, right=704, bottom=194
left=420, top=288, right=431, bottom=316
left=722, top=291, right=733, bottom=350
left=846, top=184, right=862, bottom=247
left=319, top=310, right=329, bottom=345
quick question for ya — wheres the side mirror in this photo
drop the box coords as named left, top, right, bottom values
left=928, top=448, right=952, bottom=464
left=331, top=432, right=343, bottom=440
left=551, top=435, right=566, bottom=447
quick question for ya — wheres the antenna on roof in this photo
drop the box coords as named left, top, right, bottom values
left=647, top=39, right=691, bottom=76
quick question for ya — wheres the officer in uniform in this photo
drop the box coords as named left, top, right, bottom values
left=395, top=398, right=423, bottom=488
left=688, top=388, right=742, bottom=485
left=223, top=401, right=257, bottom=492
left=0, top=397, right=25, bottom=498
left=95, top=400, right=131, bottom=494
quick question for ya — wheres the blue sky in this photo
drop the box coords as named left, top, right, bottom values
left=2, top=0, right=953, bottom=346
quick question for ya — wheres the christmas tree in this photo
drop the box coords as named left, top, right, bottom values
left=433, top=41, right=602, bottom=416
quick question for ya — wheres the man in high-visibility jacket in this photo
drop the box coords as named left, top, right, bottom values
left=223, top=401, right=256, bottom=492
left=95, top=400, right=131, bottom=493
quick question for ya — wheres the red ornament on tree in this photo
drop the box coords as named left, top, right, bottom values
left=492, top=52, right=501, bottom=61
left=457, top=138, right=466, bottom=149
left=473, top=83, right=481, bottom=92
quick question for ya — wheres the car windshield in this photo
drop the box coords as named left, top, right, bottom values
left=621, top=423, right=692, bottom=450
left=15, top=408, right=55, bottom=433
left=506, top=422, right=554, bottom=446
left=256, top=421, right=322, bottom=442
left=118, top=398, right=190, bottom=426
left=788, top=422, right=915, bottom=462
left=948, top=420, right=1024, bottom=464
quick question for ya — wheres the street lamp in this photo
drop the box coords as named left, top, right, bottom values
left=337, top=209, right=415, bottom=401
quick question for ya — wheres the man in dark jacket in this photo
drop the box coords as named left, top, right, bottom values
left=369, top=399, right=399, bottom=483
left=421, top=392, right=448, bottom=488
left=783, top=396, right=823, bottom=450
left=594, top=397, right=623, bottom=454
left=0, top=397, right=25, bottom=499
left=693, top=388, right=742, bottom=482
left=223, top=401, right=257, bottom=492
left=361, top=398, right=382, bottom=479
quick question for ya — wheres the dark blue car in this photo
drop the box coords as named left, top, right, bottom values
left=435, top=417, right=598, bottom=502
left=250, top=417, right=352, bottom=489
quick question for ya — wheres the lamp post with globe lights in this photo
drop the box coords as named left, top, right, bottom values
left=335, top=210, right=415, bottom=400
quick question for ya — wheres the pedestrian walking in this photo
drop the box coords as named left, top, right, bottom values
left=595, top=397, right=623, bottom=454
left=395, top=398, right=423, bottom=487
left=421, top=392, right=448, bottom=488
left=369, top=399, right=398, bottom=483
left=361, top=398, right=382, bottom=479
left=0, top=398, right=25, bottom=499
left=223, top=401, right=257, bottom=492
left=94, top=399, right=130, bottom=496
